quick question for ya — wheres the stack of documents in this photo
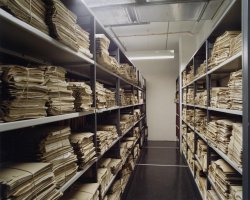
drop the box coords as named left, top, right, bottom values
left=38, top=126, right=77, bottom=188
left=208, top=159, right=242, bottom=200
left=68, top=82, right=93, bottom=111
left=182, top=89, right=187, bottom=104
left=120, top=114, right=134, bottom=134
left=133, top=109, right=141, bottom=121
left=124, top=92, right=138, bottom=105
left=75, top=24, right=93, bottom=58
left=207, top=190, right=220, bottom=200
left=182, top=137, right=187, bottom=156
left=230, top=186, right=243, bottom=200
left=230, top=33, right=242, bottom=56
left=105, top=88, right=116, bottom=108
left=0, top=162, right=62, bottom=200
left=187, top=131, right=195, bottom=153
left=210, top=87, right=230, bottom=109
left=195, top=109, right=207, bottom=135
left=46, top=0, right=78, bottom=51
left=61, top=183, right=99, bottom=200
left=133, top=127, right=140, bottom=139
left=208, top=31, right=240, bottom=69
left=187, top=88, right=194, bottom=104
left=228, top=69, right=242, bottom=110
left=195, top=90, right=207, bottom=106
left=99, top=159, right=113, bottom=194
left=195, top=161, right=207, bottom=198
left=186, top=109, right=195, bottom=127
left=118, top=64, right=131, bottom=81
left=119, top=89, right=127, bottom=106
left=182, top=107, right=187, bottom=121
left=1, top=65, right=48, bottom=122
left=107, top=179, right=122, bottom=200
left=110, top=159, right=123, bottom=175
left=97, top=168, right=109, bottom=198
left=96, top=82, right=107, bottom=109
left=70, top=132, right=96, bottom=170
left=182, top=124, right=187, bottom=141
left=43, top=66, right=75, bottom=115
left=195, top=61, right=206, bottom=78
left=134, top=144, right=140, bottom=160
left=186, top=65, right=194, bottom=84
left=206, top=120, right=217, bottom=145
left=197, top=139, right=207, bottom=172
left=216, top=119, right=233, bottom=154
left=0, top=0, right=49, bottom=34
left=228, top=123, right=242, bottom=168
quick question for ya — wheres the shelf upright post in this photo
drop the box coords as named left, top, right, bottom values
left=116, top=77, right=121, bottom=159
left=242, top=0, right=250, bottom=199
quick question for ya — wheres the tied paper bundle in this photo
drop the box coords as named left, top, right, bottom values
left=228, top=69, right=242, bottom=110
left=210, top=87, right=230, bottom=109
left=37, top=126, right=78, bottom=188
left=228, top=123, right=242, bottom=168
left=208, top=31, right=241, bottom=69
left=208, top=159, right=242, bottom=200
left=186, top=65, right=194, bottom=84
left=0, top=0, right=49, bottom=34
left=187, top=88, right=194, bottom=104
left=195, top=90, right=207, bottom=106
left=194, top=161, right=206, bottom=198
left=70, top=132, right=96, bottom=170
left=120, top=114, right=134, bottom=134
left=75, top=24, right=93, bottom=58
left=207, top=190, right=220, bottom=200
left=61, top=183, right=99, bottom=200
left=68, top=82, right=93, bottom=111
left=1, top=65, right=48, bottom=122
left=0, top=163, right=62, bottom=200
left=120, top=141, right=132, bottom=164
left=96, top=82, right=107, bottom=109
left=187, top=131, right=195, bottom=153
left=133, top=109, right=141, bottom=121
left=230, top=33, right=242, bottom=57
left=105, top=88, right=116, bottom=108
left=197, top=139, right=207, bottom=172
left=43, top=66, right=75, bottom=115
left=96, top=125, right=118, bottom=155
left=45, top=0, right=78, bottom=51
left=216, top=119, right=233, bottom=154
left=195, top=109, right=207, bottom=135
left=195, top=61, right=206, bottom=79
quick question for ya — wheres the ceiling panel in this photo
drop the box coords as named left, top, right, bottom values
left=201, top=0, right=224, bottom=20
left=136, top=2, right=206, bottom=22
left=84, top=0, right=135, bottom=7
left=168, top=21, right=196, bottom=33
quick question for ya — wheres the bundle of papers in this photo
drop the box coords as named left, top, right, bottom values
left=133, top=109, right=141, bottom=121
left=230, top=186, right=243, bottom=200
left=134, top=144, right=140, bottom=160
left=133, top=127, right=140, bottom=139
left=0, top=162, right=62, bottom=200
left=118, top=64, right=137, bottom=83
left=228, top=123, right=242, bottom=168
left=105, top=88, right=116, bottom=108
left=186, top=109, right=195, bottom=127
left=97, top=168, right=109, bottom=198
left=230, top=33, right=242, bottom=57
left=182, top=107, right=187, bottom=121
left=187, top=88, right=194, bottom=104
left=194, top=161, right=206, bottom=199
left=70, top=132, right=96, bottom=170
left=208, top=159, right=242, bottom=200
left=45, top=0, right=78, bottom=51
left=1, top=65, right=48, bottom=122
left=195, top=61, right=206, bottom=78
left=208, top=31, right=241, bottom=69
left=68, top=82, right=93, bottom=111
left=0, top=0, right=49, bottom=34
left=96, top=82, right=107, bottom=109
left=216, top=119, right=233, bottom=154
left=196, top=139, right=207, bottom=172
left=97, top=125, right=118, bottom=155
left=187, top=131, right=195, bottom=153
left=75, top=24, right=93, bottom=58
left=61, top=183, right=99, bottom=200
left=38, top=126, right=78, bottom=188
left=124, top=92, right=138, bottom=105
left=186, top=65, right=194, bottom=84
left=107, top=180, right=122, bottom=200
left=120, top=89, right=127, bottom=106
left=207, top=190, right=220, bottom=200
left=194, top=109, right=207, bottom=135
left=182, top=138, right=187, bottom=156
left=43, top=66, right=75, bottom=115
left=120, top=114, right=134, bottom=134
left=210, top=87, right=230, bottom=109
left=120, top=141, right=133, bottom=164
left=206, top=121, right=218, bottom=146
left=228, top=69, right=242, bottom=110
left=195, top=90, right=207, bottom=106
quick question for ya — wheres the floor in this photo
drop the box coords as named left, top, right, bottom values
left=124, top=141, right=202, bottom=200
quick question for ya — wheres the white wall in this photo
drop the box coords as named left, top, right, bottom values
left=133, top=55, right=179, bottom=141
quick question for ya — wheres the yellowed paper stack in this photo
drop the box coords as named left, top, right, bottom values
left=207, top=190, right=220, bottom=200
left=197, top=139, right=207, bottom=172
left=195, top=61, right=206, bottom=78
left=96, top=82, right=107, bottom=109
left=186, top=65, right=194, bottom=84
left=120, top=114, right=134, bottom=134
left=210, top=87, right=230, bottom=109
left=230, top=33, right=242, bottom=56
left=187, top=88, right=194, bottom=104
left=195, top=90, right=207, bottom=106
left=194, top=161, right=207, bottom=198
left=195, top=109, right=207, bottom=135
left=187, top=131, right=195, bottom=153
left=105, top=88, right=116, bottom=108
left=228, top=69, right=242, bottom=110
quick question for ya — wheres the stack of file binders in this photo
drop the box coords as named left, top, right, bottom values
left=37, top=126, right=78, bottom=188
left=228, top=123, right=242, bottom=168
left=228, top=69, right=242, bottom=110
left=0, top=162, right=62, bottom=200
left=96, top=82, right=107, bottom=109
left=68, top=82, right=93, bottom=111
left=45, top=0, right=78, bottom=51
left=0, top=0, right=49, bottom=34
left=43, top=66, right=75, bottom=115
left=70, top=132, right=96, bottom=170
left=1, top=65, right=48, bottom=122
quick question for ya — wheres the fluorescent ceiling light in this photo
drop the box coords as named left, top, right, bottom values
left=127, top=50, right=175, bottom=60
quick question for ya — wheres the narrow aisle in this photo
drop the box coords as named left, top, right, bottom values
left=124, top=141, right=201, bottom=200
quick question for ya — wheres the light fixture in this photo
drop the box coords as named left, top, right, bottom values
left=126, top=50, right=175, bottom=60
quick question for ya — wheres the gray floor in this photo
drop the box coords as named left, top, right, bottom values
left=124, top=141, right=202, bottom=200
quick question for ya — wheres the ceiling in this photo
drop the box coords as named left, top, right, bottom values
left=84, top=0, right=225, bottom=53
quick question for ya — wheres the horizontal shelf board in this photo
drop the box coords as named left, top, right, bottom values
left=193, top=73, right=207, bottom=82
left=194, top=105, right=207, bottom=109
left=0, top=9, right=94, bottom=65
left=208, top=142, right=242, bottom=175
left=208, top=176, right=224, bottom=200
left=0, top=110, right=95, bottom=132
left=207, top=52, right=242, bottom=75
left=195, top=131, right=207, bottom=143
left=59, top=158, right=97, bottom=193
left=208, top=107, right=242, bottom=115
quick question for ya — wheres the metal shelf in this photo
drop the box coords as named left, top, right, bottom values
left=194, top=105, right=207, bottom=109
left=96, top=106, right=120, bottom=113
left=208, top=142, right=242, bottom=175
left=97, top=137, right=120, bottom=161
left=208, top=107, right=242, bottom=116
left=101, top=170, right=120, bottom=199
left=208, top=176, right=224, bottom=200
left=0, top=110, right=95, bottom=132
left=59, top=158, right=97, bottom=193
left=195, top=130, right=207, bottom=143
